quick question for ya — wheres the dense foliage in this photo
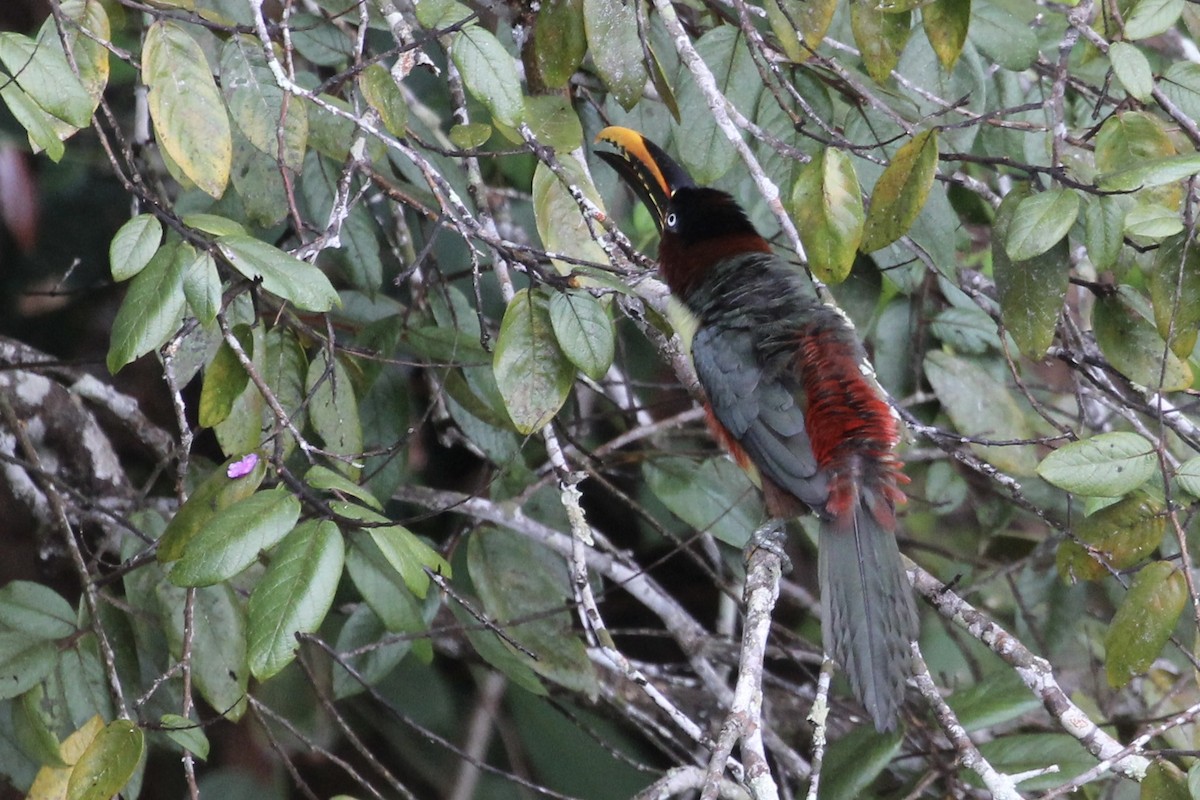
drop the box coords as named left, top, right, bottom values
left=2, top=0, right=1200, bottom=797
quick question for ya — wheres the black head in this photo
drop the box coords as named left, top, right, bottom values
left=662, top=187, right=762, bottom=246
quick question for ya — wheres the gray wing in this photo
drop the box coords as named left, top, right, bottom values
left=692, top=324, right=828, bottom=509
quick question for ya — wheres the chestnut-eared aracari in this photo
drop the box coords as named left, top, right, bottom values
left=596, top=126, right=917, bottom=732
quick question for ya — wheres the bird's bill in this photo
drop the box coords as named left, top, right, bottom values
left=595, top=126, right=694, bottom=233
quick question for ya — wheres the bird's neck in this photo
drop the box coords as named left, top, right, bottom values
left=658, top=233, right=773, bottom=299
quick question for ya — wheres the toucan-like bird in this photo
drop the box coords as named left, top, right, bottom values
left=596, top=126, right=917, bottom=731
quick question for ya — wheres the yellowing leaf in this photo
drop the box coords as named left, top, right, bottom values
left=862, top=129, right=939, bottom=252
left=794, top=147, right=864, bottom=284
left=27, top=716, right=103, bottom=800
left=922, top=0, right=970, bottom=71
left=143, top=21, right=232, bottom=198
left=850, top=1, right=911, bottom=83
left=66, top=719, right=144, bottom=800
left=1105, top=561, right=1186, bottom=687
left=1056, top=493, right=1166, bottom=582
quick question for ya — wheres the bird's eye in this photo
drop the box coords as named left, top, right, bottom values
left=665, top=212, right=678, bottom=229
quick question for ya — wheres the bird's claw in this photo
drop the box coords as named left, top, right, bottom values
left=745, top=520, right=791, bottom=573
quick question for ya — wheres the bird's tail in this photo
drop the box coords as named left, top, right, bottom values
left=818, top=474, right=917, bottom=731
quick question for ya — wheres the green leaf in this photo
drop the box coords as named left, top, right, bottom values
left=198, top=325, right=253, bottom=429
left=524, top=94, right=583, bottom=151
left=414, top=0, right=473, bottom=29
left=142, top=21, right=232, bottom=198
left=922, top=0, right=970, bottom=71
left=183, top=213, right=247, bottom=237
left=306, top=352, right=363, bottom=478
left=358, top=63, right=407, bottom=139
left=930, top=307, right=1001, bottom=354
left=582, top=0, right=646, bottom=109
left=1123, top=0, right=1184, bottom=40
left=247, top=520, right=345, bottom=681
left=1099, top=153, right=1200, bottom=193
left=451, top=601, right=545, bottom=695
left=1105, top=561, right=1186, bottom=687
left=15, top=685, right=67, bottom=768
left=535, top=0, right=586, bottom=88
left=449, top=123, right=491, bottom=149
left=1056, top=493, right=1166, bottom=582
left=861, top=129, right=939, bottom=253
left=1108, top=41, right=1154, bottom=101
left=923, top=351, right=1038, bottom=475
left=0, top=32, right=92, bottom=127
left=675, top=27, right=761, bottom=184
left=158, top=454, right=268, bottom=562
left=220, top=35, right=307, bottom=170
left=974, top=734, right=1095, bottom=791
left=450, top=26, right=525, bottom=129
left=1036, top=432, right=1156, bottom=497
left=468, top=527, right=599, bottom=697
left=156, top=583, right=248, bottom=720
left=330, top=604, right=409, bottom=698
left=1149, top=233, right=1200, bottom=356
left=0, top=633, right=57, bottom=700
left=217, top=234, right=340, bottom=312
left=493, top=288, right=574, bottom=434
left=946, top=671, right=1041, bottom=731
left=65, top=719, right=143, bottom=800
left=548, top=290, right=614, bottom=381
left=333, top=502, right=450, bottom=598
left=1093, top=286, right=1192, bottom=391
left=109, top=215, right=163, bottom=282
left=969, top=2, right=1037, bottom=71
left=1124, top=202, right=1184, bottom=241
left=992, top=186, right=1068, bottom=359
left=531, top=160, right=608, bottom=276
left=345, top=536, right=431, bottom=635
left=0, top=582, right=75, bottom=639
left=169, top=488, right=301, bottom=587
left=1141, top=760, right=1190, bottom=800
left=1004, top=189, right=1079, bottom=261
left=850, top=1, right=911, bottom=84
left=1174, top=456, right=1200, bottom=497
left=1160, top=62, right=1200, bottom=121
left=158, top=714, right=209, bottom=760
left=183, top=250, right=221, bottom=325
left=793, top=147, right=864, bottom=284
left=819, top=725, right=904, bottom=800
left=289, top=12, right=353, bottom=66
left=306, top=464, right=382, bottom=510
left=643, top=457, right=763, bottom=547
left=0, top=80, right=66, bottom=160
left=1083, top=195, right=1126, bottom=272
left=106, top=239, right=189, bottom=373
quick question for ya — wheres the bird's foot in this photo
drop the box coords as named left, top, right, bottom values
left=745, top=520, right=791, bottom=573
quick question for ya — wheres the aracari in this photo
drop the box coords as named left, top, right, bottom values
left=597, top=126, right=917, bottom=732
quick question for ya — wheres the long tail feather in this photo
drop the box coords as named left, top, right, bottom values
left=818, top=490, right=917, bottom=731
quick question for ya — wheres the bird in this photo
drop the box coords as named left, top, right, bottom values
left=596, top=126, right=918, bottom=731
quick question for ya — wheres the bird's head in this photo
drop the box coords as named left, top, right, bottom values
left=596, top=126, right=770, bottom=295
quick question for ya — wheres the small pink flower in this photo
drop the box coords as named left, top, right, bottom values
left=227, top=453, right=258, bottom=479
